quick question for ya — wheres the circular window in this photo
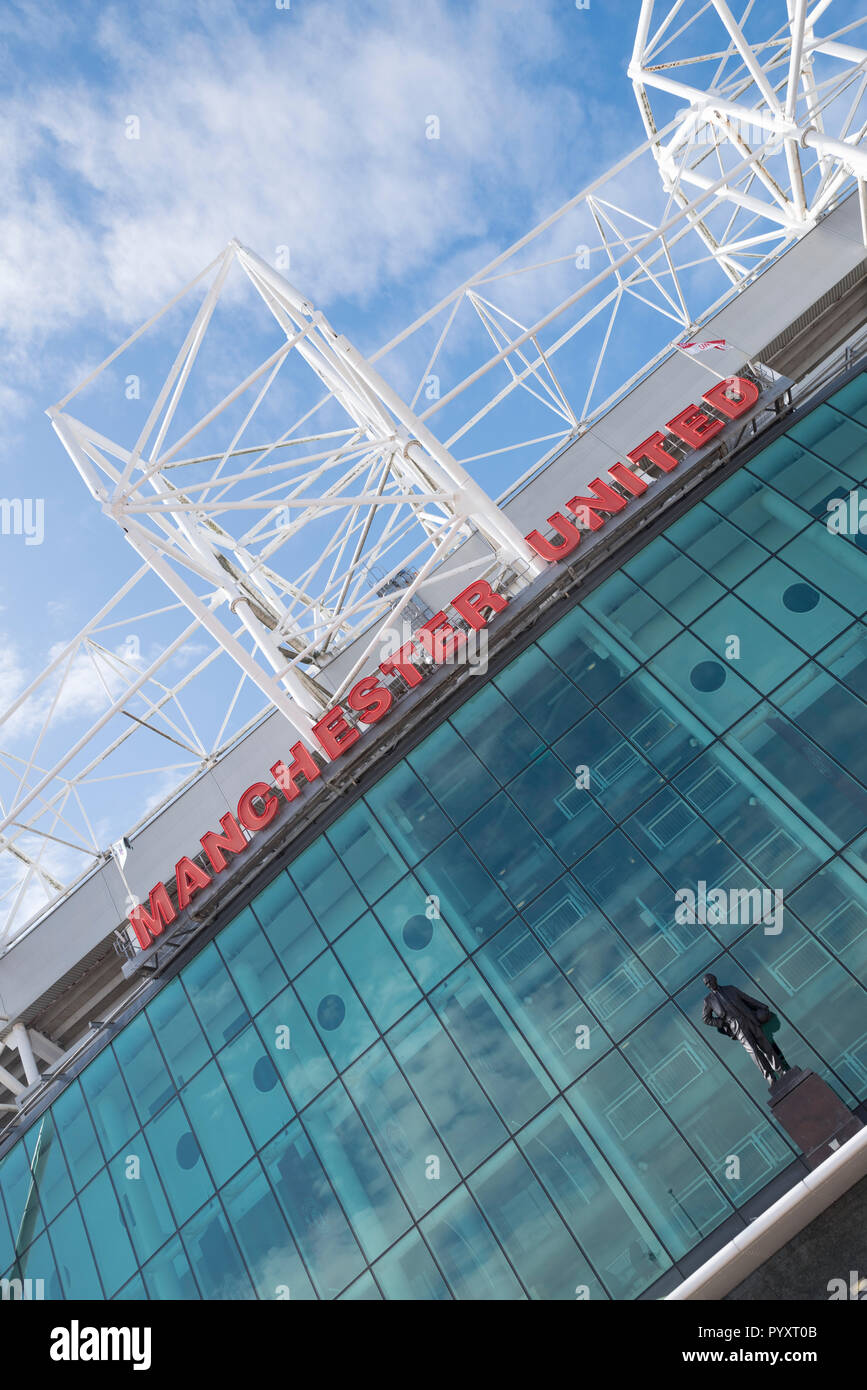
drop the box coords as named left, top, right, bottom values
left=402, top=915, right=434, bottom=951
left=690, top=660, right=726, bottom=692
left=317, top=994, right=346, bottom=1030
left=782, top=582, right=820, bottom=612
left=253, top=1055, right=278, bottom=1092
left=176, top=1132, right=201, bottom=1170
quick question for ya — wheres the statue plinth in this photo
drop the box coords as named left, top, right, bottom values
left=768, top=1067, right=863, bottom=1169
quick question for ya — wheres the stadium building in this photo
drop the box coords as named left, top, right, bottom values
left=1, top=3, right=867, bottom=1303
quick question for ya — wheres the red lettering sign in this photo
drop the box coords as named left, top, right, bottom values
left=127, top=377, right=760, bottom=949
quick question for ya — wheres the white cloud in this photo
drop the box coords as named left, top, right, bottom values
left=0, top=0, right=587, bottom=368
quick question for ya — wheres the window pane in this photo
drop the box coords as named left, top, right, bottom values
left=250, top=871, right=327, bottom=978
left=674, top=747, right=830, bottom=892
left=407, top=722, right=497, bottom=824
left=538, top=605, right=637, bottom=700
left=260, top=1121, right=364, bottom=1297
left=706, top=469, right=807, bottom=548
left=332, top=912, right=420, bottom=1031
left=17, top=1229, right=59, bottom=1297
left=748, top=438, right=857, bottom=521
left=255, top=986, right=336, bottom=1111
left=79, top=1047, right=138, bottom=1161
left=372, top=1229, right=450, bottom=1300
left=787, top=401, right=867, bottom=479
left=523, top=875, right=666, bottom=1039
left=141, top=1234, right=199, bottom=1300
left=567, top=1051, right=733, bottom=1261
left=181, top=1060, right=254, bottom=1188
left=735, top=558, right=851, bottom=651
left=518, top=1101, right=669, bottom=1298
left=364, top=762, right=453, bottom=861
left=625, top=787, right=770, bottom=945
left=113, top=1273, right=147, bottom=1300
left=294, top=951, right=377, bottom=1070
left=778, top=523, right=867, bottom=614
left=337, top=1270, right=382, bottom=1299
left=665, top=502, right=767, bottom=586
left=221, top=1158, right=316, bottom=1301
left=24, top=1114, right=72, bottom=1225
left=417, top=833, right=514, bottom=944
left=78, top=1168, right=138, bottom=1298
left=476, top=919, right=610, bottom=1087
left=343, top=1042, right=460, bottom=1219
left=601, top=668, right=712, bottom=778
left=494, top=644, right=590, bottom=742
left=429, top=964, right=556, bottom=1128
left=554, top=709, right=664, bottom=821
left=506, top=750, right=614, bottom=865
left=218, top=1024, right=294, bottom=1149
left=450, top=684, right=543, bottom=782
left=108, top=1141, right=175, bottom=1266
left=583, top=572, right=681, bottom=661
left=144, top=1098, right=213, bottom=1227
left=648, top=630, right=758, bottom=733
left=303, top=1083, right=411, bottom=1262
left=327, top=801, right=407, bottom=902
left=461, top=795, right=561, bottom=912
left=48, top=1198, right=102, bottom=1298
left=146, top=977, right=210, bottom=1089
left=470, top=1140, right=603, bottom=1300
left=575, top=831, right=718, bottom=992
left=289, top=838, right=365, bottom=939
left=180, top=1195, right=255, bottom=1300
left=624, top=536, right=725, bottom=623
left=789, top=860, right=867, bottom=979
left=726, top=700, right=867, bottom=851
left=373, top=873, right=466, bottom=989
left=420, top=1186, right=526, bottom=1300
left=387, top=1003, right=507, bottom=1174
left=112, top=1013, right=174, bottom=1125
left=0, top=1136, right=44, bottom=1250
left=52, top=1080, right=102, bottom=1190
left=216, top=906, right=287, bottom=1014
left=692, top=594, right=806, bottom=694
left=181, top=943, right=249, bottom=1051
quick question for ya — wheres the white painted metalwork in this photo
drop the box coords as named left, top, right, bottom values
left=631, top=1, right=867, bottom=264
left=1, top=1, right=865, bottom=955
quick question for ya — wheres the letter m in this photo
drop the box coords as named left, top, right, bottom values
left=0, top=500, right=22, bottom=535
left=730, top=887, right=762, bottom=924
left=128, top=882, right=177, bottom=949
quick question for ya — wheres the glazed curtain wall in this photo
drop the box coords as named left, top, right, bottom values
left=2, top=372, right=867, bottom=1301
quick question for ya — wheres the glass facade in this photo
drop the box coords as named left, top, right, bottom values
left=3, top=372, right=867, bottom=1300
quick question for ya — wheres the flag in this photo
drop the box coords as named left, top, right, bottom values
left=677, top=338, right=727, bottom=355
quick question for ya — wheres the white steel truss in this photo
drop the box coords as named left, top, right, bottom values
left=631, top=1, right=867, bottom=258
left=2, top=1, right=866, bottom=956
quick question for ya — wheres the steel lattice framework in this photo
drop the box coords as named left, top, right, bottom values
left=632, top=0, right=867, bottom=259
left=1, top=0, right=866, bottom=958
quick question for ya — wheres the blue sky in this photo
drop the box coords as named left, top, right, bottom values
left=0, top=0, right=652, bottom=920
left=0, top=0, right=646, bottom=668
left=2, top=0, right=864, bottom=929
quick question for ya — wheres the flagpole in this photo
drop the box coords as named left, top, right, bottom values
left=672, top=340, right=729, bottom=381
left=673, top=335, right=765, bottom=382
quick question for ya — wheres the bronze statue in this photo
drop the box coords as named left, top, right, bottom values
left=701, top=973, right=790, bottom=1087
